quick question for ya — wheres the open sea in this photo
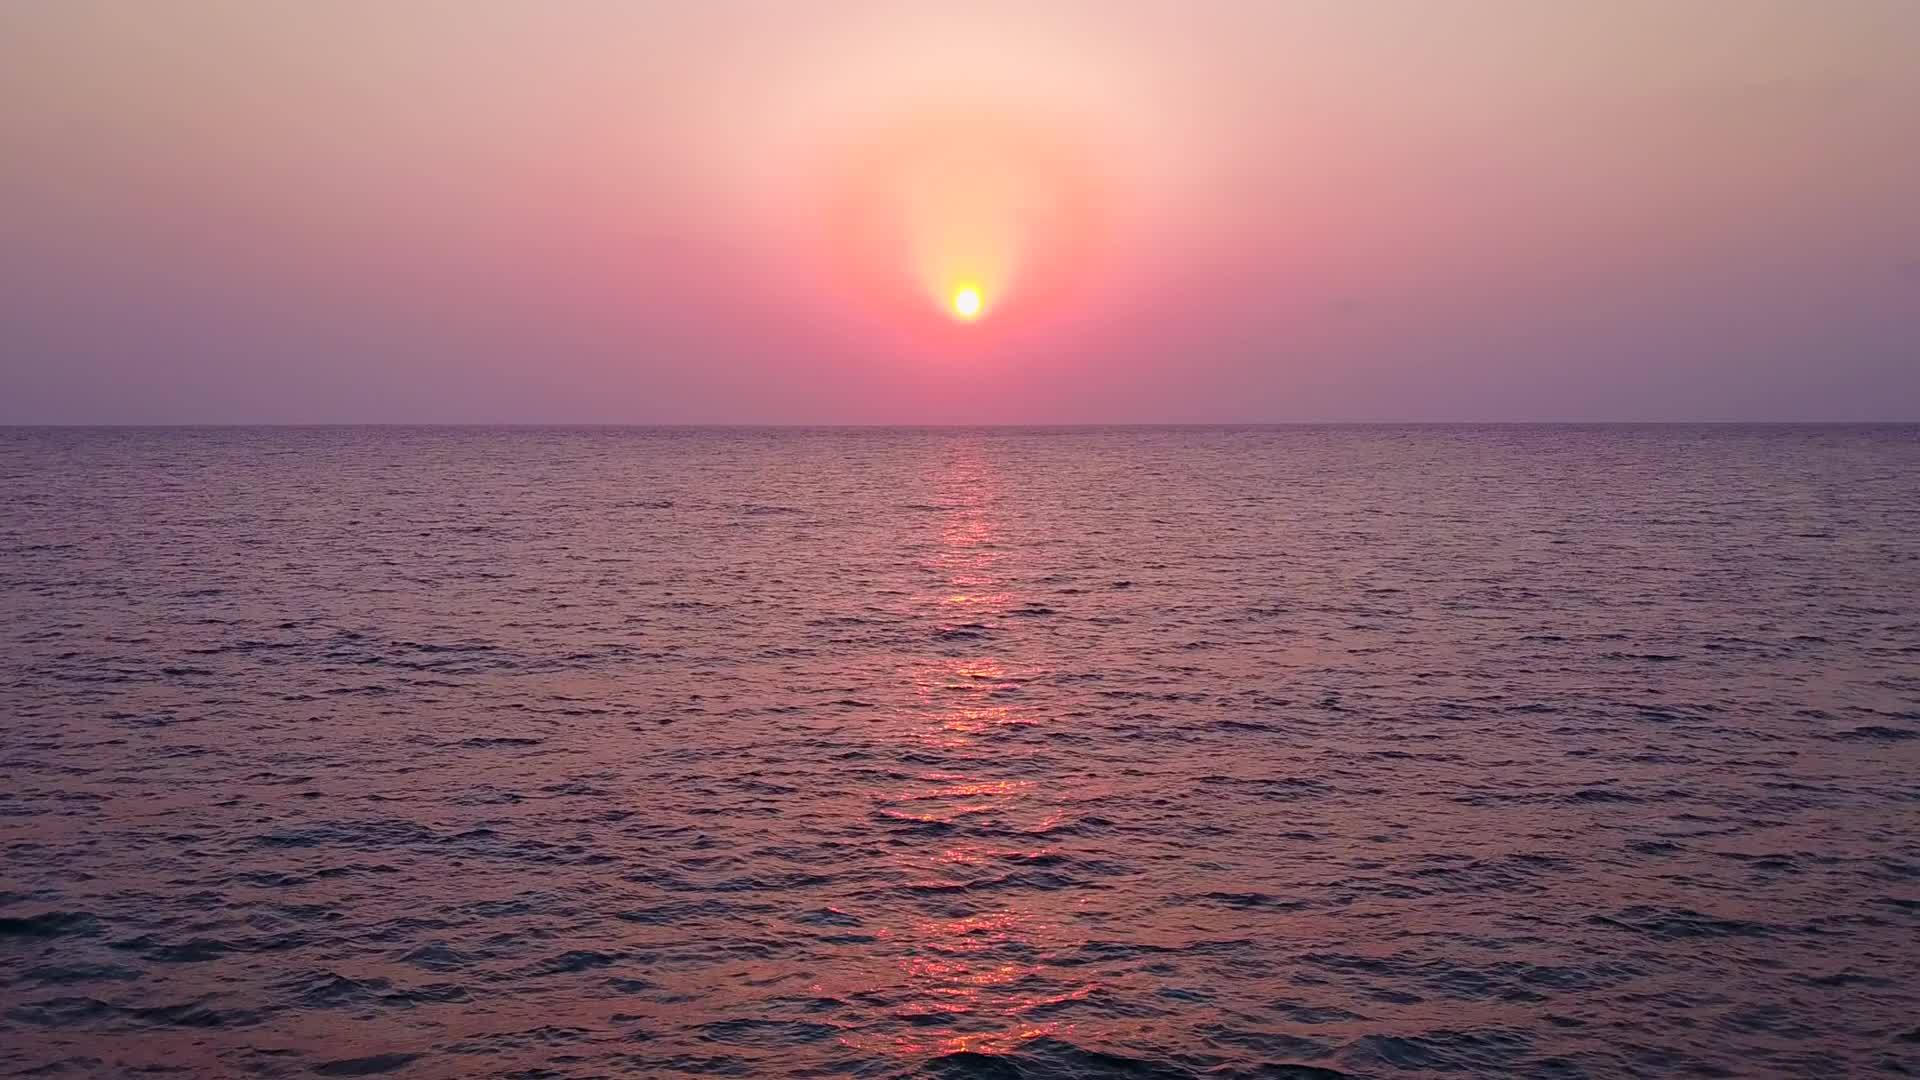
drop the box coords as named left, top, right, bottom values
left=1, top=424, right=1917, bottom=1079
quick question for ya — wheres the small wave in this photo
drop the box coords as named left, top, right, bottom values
left=904, top=868, right=1089, bottom=894
left=922, top=1035, right=1350, bottom=1080
left=1588, top=907, right=1781, bottom=939
left=276, top=971, right=388, bottom=1009
left=311, top=1052, right=421, bottom=1076
left=18, top=962, right=141, bottom=986
left=695, top=1017, right=841, bottom=1046
left=1566, top=787, right=1640, bottom=803
left=0, top=911, right=100, bottom=940
left=1831, top=725, right=1917, bottom=741
left=1337, top=1029, right=1533, bottom=1072
left=522, top=949, right=623, bottom=977
left=1195, top=891, right=1309, bottom=910
left=6, top=995, right=266, bottom=1031
left=397, top=942, right=474, bottom=972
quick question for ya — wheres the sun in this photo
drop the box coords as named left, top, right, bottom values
left=950, top=285, right=983, bottom=321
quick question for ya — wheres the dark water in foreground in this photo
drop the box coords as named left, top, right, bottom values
left=2, top=425, right=1917, bottom=1079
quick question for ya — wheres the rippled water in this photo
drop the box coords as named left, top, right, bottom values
left=2, top=425, right=1917, bottom=1078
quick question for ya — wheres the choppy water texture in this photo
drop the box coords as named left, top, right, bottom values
left=2, top=426, right=1918, bottom=1079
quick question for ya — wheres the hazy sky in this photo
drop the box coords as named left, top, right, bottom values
left=3, top=1, right=1917, bottom=423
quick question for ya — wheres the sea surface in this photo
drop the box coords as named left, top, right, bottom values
left=2, top=425, right=1917, bottom=1079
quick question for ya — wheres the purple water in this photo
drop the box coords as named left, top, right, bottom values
left=2, top=425, right=1917, bottom=1078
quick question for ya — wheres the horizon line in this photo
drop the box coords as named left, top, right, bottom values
left=3, top=420, right=1919, bottom=429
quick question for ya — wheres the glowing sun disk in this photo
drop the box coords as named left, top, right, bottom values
left=951, top=285, right=983, bottom=321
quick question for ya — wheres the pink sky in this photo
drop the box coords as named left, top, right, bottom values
left=3, top=1, right=1918, bottom=422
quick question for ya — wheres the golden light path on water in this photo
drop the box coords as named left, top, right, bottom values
left=825, top=445, right=1088, bottom=1059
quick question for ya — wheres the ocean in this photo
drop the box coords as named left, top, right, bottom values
left=1, top=425, right=1916, bottom=1078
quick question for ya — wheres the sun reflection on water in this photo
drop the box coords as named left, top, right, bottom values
left=833, top=442, right=1091, bottom=1060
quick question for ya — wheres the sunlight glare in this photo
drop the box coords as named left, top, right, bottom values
left=951, top=285, right=983, bottom=321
